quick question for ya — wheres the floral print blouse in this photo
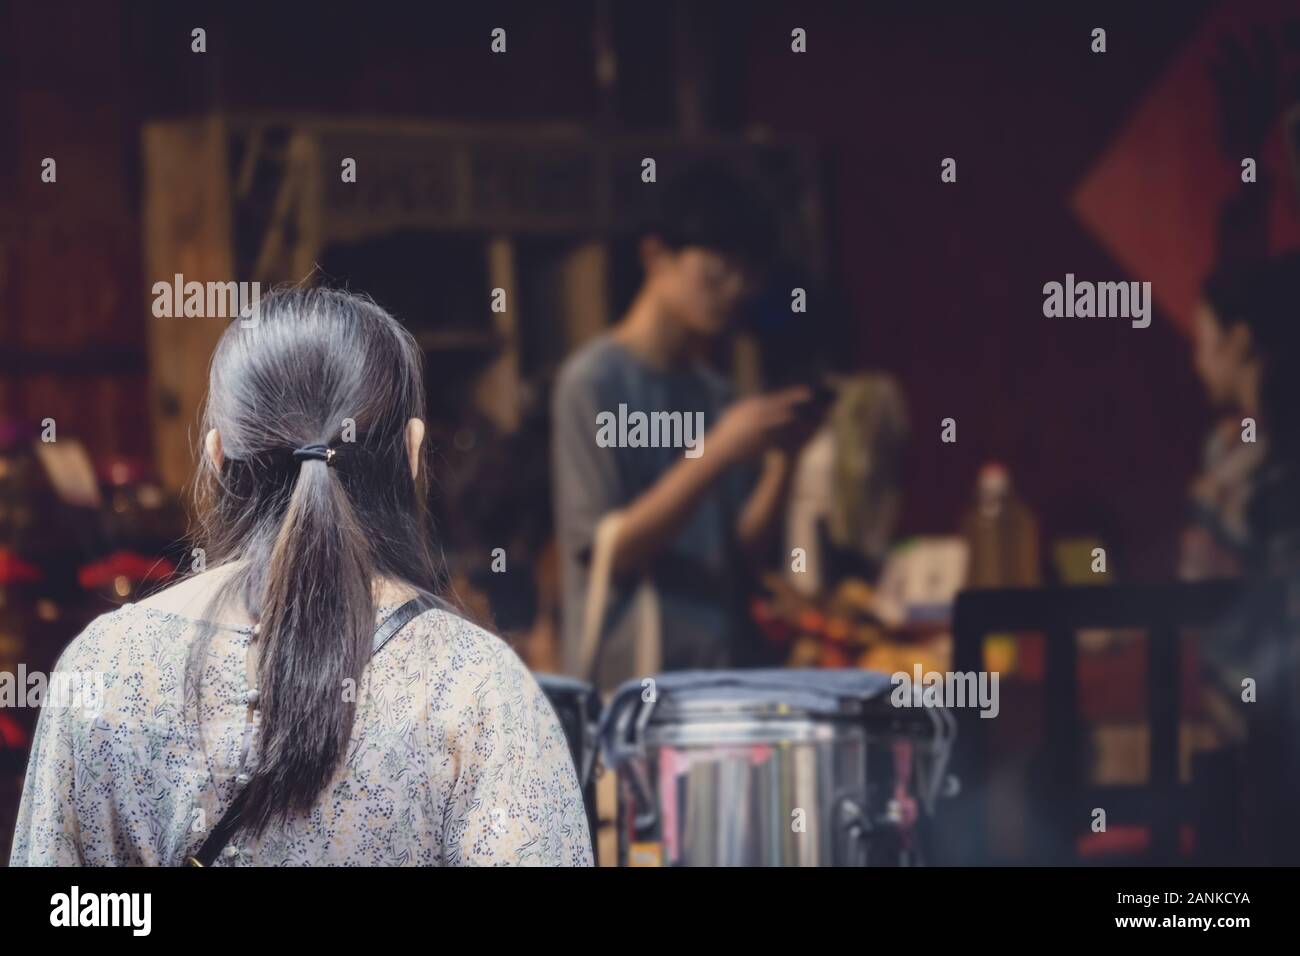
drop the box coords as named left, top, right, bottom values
left=10, top=600, right=593, bottom=866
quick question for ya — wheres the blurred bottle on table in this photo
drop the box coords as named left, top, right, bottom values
left=961, top=462, right=1040, bottom=676
left=962, top=462, right=1040, bottom=588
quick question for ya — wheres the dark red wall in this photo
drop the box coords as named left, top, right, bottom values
left=741, top=1, right=1227, bottom=579
left=5, top=0, right=1263, bottom=580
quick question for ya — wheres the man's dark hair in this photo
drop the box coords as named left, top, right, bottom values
left=643, top=162, right=779, bottom=268
left=1203, top=253, right=1300, bottom=345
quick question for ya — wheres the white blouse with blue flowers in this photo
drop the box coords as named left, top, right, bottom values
left=10, top=596, right=593, bottom=867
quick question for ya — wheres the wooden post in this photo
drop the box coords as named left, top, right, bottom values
left=559, top=241, right=610, bottom=348
left=474, top=237, right=521, bottom=434
left=140, top=117, right=235, bottom=495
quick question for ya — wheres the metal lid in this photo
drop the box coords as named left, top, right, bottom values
left=599, top=669, right=918, bottom=764
left=641, top=669, right=895, bottom=718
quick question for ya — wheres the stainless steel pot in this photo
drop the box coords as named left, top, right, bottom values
left=599, top=670, right=955, bottom=866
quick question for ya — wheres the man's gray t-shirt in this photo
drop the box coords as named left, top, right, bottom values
left=551, top=335, right=755, bottom=692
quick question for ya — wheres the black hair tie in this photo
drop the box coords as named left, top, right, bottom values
left=292, top=444, right=336, bottom=466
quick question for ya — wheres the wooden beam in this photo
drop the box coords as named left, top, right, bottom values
left=141, top=117, right=235, bottom=494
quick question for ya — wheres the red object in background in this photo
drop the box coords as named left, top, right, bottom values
left=0, top=712, right=27, bottom=750
left=749, top=597, right=798, bottom=646
left=1016, top=632, right=1046, bottom=682
left=1078, top=635, right=1206, bottom=722
left=798, top=608, right=827, bottom=638
left=818, top=645, right=852, bottom=668
left=97, top=456, right=153, bottom=488
left=0, top=549, right=44, bottom=585
left=77, top=550, right=176, bottom=590
left=824, top=617, right=851, bottom=644
left=1073, top=0, right=1300, bottom=336
left=1077, top=824, right=1196, bottom=860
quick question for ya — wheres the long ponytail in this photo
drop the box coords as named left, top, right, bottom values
left=190, top=287, right=448, bottom=836
left=242, top=447, right=375, bottom=832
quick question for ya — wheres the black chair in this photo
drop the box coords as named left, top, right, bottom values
left=945, top=580, right=1287, bottom=865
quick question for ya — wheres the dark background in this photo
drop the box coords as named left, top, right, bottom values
left=0, top=0, right=1282, bottom=583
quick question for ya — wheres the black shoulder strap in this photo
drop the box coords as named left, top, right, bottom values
left=185, top=596, right=433, bottom=866
left=371, top=595, right=433, bottom=656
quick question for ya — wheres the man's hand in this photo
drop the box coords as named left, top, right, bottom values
left=709, top=387, right=815, bottom=464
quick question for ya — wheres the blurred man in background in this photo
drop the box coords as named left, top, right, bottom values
left=552, top=165, right=817, bottom=691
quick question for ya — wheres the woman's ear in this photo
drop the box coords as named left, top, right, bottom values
left=205, top=428, right=223, bottom=470
left=405, top=418, right=425, bottom=481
